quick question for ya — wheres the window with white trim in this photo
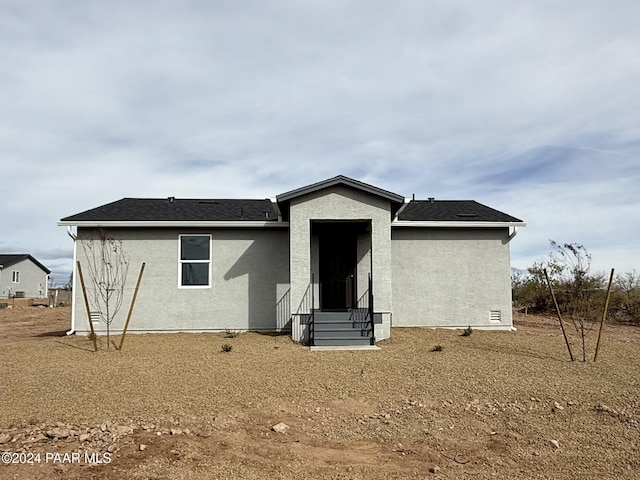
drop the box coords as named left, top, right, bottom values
left=179, top=235, right=211, bottom=287
left=12, top=271, right=20, bottom=283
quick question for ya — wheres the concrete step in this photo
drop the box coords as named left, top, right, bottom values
left=315, top=330, right=372, bottom=338
left=313, top=337, right=373, bottom=347
left=313, top=322, right=372, bottom=331
left=313, top=318, right=355, bottom=325
left=313, top=316, right=370, bottom=324
left=314, top=329, right=373, bottom=340
left=311, top=309, right=374, bottom=346
left=313, top=323, right=371, bottom=335
left=314, top=311, right=353, bottom=321
left=310, top=345, right=381, bottom=351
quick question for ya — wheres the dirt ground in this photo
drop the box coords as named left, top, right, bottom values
left=0, top=305, right=639, bottom=479
left=0, top=304, right=70, bottom=344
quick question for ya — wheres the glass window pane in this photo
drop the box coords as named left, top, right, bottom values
left=181, top=236, right=210, bottom=260
left=181, top=263, right=209, bottom=286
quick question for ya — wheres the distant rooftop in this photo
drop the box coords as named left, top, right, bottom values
left=0, top=254, right=51, bottom=274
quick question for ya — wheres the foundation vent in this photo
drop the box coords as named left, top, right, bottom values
left=489, top=310, right=501, bottom=323
left=90, top=311, right=101, bottom=329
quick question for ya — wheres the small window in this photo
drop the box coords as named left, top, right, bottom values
left=179, top=235, right=211, bottom=287
left=12, top=271, right=20, bottom=283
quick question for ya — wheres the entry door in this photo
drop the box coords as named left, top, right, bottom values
left=320, top=232, right=357, bottom=310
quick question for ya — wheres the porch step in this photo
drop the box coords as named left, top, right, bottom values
left=313, top=337, right=373, bottom=347
left=313, top=311, right=353, bottom=321
left=310, top=345, right=380, bottom=351
left=311, top=309, right=374, bottom=347
left=314, top=329, right=372, bottom=338
left=314, top=322, right=372, bottom=332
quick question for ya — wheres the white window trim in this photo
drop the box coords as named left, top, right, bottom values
left=178, top=234, right=212, bottom=289
left=12, top=271, right=20, bottom=283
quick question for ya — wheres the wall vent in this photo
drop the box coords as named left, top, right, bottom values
left=489, top=310, right=501, bottom=323
left=90, top=311, right=101, bottom=327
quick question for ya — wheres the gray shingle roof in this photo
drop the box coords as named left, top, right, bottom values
left=0, top=254, right=51, bottom=274
left=59, top=178, right=523, bottom=225
left=60, top=198, right=278, bottom=222
left=399, top=200, right=523, bottom=223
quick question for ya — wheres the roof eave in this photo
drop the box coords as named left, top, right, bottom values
left=392, top=220, right=527, bottom=228
left=57, top=220, right=290, bottom=228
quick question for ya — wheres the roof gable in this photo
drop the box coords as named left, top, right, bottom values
left=276, top=175, right=405, bottom=204
left=0, top=254, right=51, bottom=274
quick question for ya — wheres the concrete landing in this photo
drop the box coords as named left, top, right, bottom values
left=309, top=345, right=381, bottom=352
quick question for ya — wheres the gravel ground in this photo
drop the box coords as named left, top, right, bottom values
left=1, top=307, right=639, bottom=479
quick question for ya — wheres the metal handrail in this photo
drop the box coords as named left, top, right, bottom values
left=368, top=272, right=375, bottom=345
left=276, top=288, right=291, bottom=332
left=310, top=273, right=315, bottom=346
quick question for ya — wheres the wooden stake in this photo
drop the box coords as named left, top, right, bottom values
left=544, top=268, right=574, bottom=362
left=76, top=261, right=98, bottom=352
left=594, top=268, right=615, bottom=363
left=117, top=263, right=145, bottom=351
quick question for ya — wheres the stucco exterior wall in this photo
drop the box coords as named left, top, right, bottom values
left=73, top=228, right=289, bottom=334
left=0, top=259, right=49, bottom=298
left=391, top=227, right=514, bottom=329
left=289, top=186, right=392, bottom=342
left=356, top=231, right=372, bottom=305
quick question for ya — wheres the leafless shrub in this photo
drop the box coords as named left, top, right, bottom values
left=81, top=228, right=129, bottom=349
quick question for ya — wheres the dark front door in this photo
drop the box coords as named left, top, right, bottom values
left=319, top=228, right=357, bottom=310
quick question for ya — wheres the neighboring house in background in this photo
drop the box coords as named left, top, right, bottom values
left=0, top=254, right=51, bottom=299
left=58, top=175, right=525, bottom=347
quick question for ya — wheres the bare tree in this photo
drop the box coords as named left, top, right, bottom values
left=612, top=270, right=640, bottom=323
left=81, top=229, right=129, bottom=349
left=541, top=241, right=606, bottom=361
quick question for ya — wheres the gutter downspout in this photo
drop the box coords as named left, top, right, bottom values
left=392, top=198, right=411, bottom=222
left=66, top=226, right=77, bottom=335
left=270, top=197, right=283, bottom=222
left=508, top=226, right=519, bottom=331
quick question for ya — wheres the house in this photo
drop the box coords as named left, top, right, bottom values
left=0, top=254, right=51, bottom=299
left=58, top=175, right=525, bottom=346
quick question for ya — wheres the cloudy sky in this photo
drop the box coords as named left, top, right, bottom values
left=1, top=0, right=638, bottom=285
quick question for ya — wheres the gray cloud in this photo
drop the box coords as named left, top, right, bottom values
left=1, top=0, right=638, bottom=282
